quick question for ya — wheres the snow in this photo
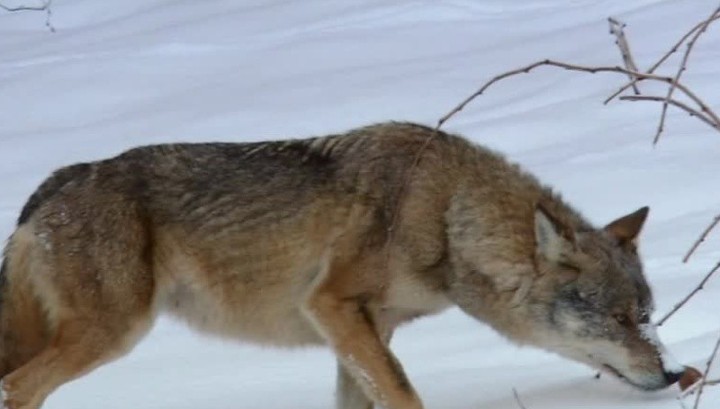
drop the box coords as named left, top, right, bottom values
left=1, top=0, right=719, bottom=408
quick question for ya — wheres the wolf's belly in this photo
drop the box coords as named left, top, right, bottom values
left=152, top=233, right=327, bottom=347
left=161, top=279, right=324, bottom=346
left=156, top=270, right=325, bottom=346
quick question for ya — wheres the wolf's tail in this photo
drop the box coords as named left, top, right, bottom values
left=0, top=234, right=50, bottom=379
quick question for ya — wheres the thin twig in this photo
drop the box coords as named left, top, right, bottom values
left=620, top=96, right=720, bottom=132
left=0, top=0, right=54, bottom=32
left=657, top=260, right=720, bottom=326
left=608, top=17, right=641, bottom=95
left=384, top=128, right=438, bottom=264
left=512, top=388, right=528, bottom=409
left=683, top=214, right=720, bottom=263
left=681, top=379, right=720, bottom=398
left=652, top=13, right=720, bottom=73
left=693, top=331, right=720, bottom=409
left=654, top=5, right=720, bottom=144
left=436, top=59, right=719, bottom=129
left=605, top=12, right=720, bottom=105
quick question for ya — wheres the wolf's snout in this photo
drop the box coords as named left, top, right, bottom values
left=663, top=370, right=683, bottom=386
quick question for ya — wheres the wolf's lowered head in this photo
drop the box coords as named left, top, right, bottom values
left=531, top=205, right=684, bottom=390
left=449, top=204, right=684, bottom=391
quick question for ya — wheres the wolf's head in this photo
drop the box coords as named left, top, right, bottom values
left=448, top=204, right=683, bottom=391
left=528, top=205, right=683, bottom=390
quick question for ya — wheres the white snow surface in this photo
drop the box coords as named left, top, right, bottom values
left=1, top=1, right=719, bottom=408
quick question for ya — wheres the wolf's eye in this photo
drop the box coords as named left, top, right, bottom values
left=639, top=312, right=650, bottom=324
left=613, top=314, right=630, bottom=325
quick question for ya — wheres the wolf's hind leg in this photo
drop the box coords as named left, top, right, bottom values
left=1, top=313, right=152, bottom=409
left=1, top=204, right=155, bottom=409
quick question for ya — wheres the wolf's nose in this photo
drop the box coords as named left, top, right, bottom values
left=663, top=370, right=683, bottom=385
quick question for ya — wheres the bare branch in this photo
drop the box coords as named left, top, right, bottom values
left=394, top=5, right=720, bottom=290
left=608, top=17, right=641, bottom=95
left=654, top=5, right=720, bottom=144
left=605, top=12, right=720, bottom=105
left=436, top=59, right=719, bottom=130
left=683, top=214, right=720, bottom=263
left=620, top=96, right=720, bottom=132
left=392, top=5, right=720, bottom=256
left=0, top=0, right=55, bottom=32
left=693, top=331, right=720, bottom=409
left=657, top=260, right=720, bottom=326
left=512, top=388, right=528, bottom=409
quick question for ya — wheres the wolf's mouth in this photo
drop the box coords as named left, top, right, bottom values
left=602, top=364, right=624, bottom=379
left=601, top=364, right=667, bottom=391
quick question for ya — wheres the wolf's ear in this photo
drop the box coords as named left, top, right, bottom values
left=604, top=206, right=649, bottom=245
left=534, top=204, right=576, bottom=262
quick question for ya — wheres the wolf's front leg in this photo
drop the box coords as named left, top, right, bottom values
left=304, top=271, right=422, bottom=409
left=336, top=316, right=396, bottom=409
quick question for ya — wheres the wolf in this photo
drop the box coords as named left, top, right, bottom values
left=0, top=122, right=684, bottom=409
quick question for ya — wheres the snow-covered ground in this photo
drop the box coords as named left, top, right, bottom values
left=1, top=1, right=719, bottom=408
